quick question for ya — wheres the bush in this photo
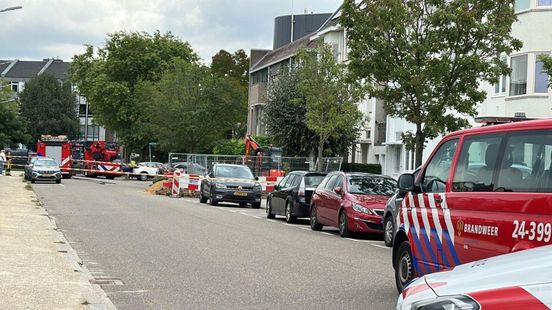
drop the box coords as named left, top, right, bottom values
left=341, top=163, right=382, bottom=174
left=213, top=139, right=245, bottom=155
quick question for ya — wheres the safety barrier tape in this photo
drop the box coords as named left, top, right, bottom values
left=5, top=162, right=285, bottom=192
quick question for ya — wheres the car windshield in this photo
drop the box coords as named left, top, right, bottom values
left=215, top=165, right=254, bottom=179
left=348, top=176, right=397, bottom=196
left=34, top=160, right=58, bottom=168
left=305, top=175, right=326, bottom=188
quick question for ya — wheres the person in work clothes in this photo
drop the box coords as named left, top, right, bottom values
left=0, top=150, right=6, bottom=176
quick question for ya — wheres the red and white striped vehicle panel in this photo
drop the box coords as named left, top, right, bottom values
left=397, top=245, right=552, bottom=309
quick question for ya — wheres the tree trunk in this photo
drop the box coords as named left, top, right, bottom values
left=414, top=124, right=424, bottom=168
left=317, top=135, right=325, bottom=172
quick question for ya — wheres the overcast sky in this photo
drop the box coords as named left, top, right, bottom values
left=0, top=0, right=341, bottom=64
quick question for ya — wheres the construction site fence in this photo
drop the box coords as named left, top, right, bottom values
left=167, top=153, right=343, bottom=175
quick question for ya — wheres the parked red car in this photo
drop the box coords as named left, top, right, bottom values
left=310, top=172, right=397, bottom=237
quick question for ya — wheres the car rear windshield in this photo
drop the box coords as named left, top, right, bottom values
left=34, top=160, right=58, bottom=167
left=216, top=165, right=254, bottom=179
left=348, top=176, right=397, bottom=196
left=305, top=175, right=326, bottom=188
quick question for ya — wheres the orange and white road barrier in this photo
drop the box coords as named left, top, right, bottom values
left=172, top=170, right=181, bottom=198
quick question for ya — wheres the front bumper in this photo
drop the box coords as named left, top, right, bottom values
left=349, top=212, right=384, bottom=233
left=32, top=171, right=62, bottom=181
left=214, top=189, right=262, bottom=204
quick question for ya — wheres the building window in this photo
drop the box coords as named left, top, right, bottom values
left=535, top=54, right=550, bottom=93
left=538, top=0, right=552, bottom=6
left=11, top=82, right=18, bottom=92
left=509, top=55, right=528, bottom=96
left=80, top=125, right=100, bottom=141
left=494, top=56, right=507, bottom=95
left=514, top=0, right=531, bottom=11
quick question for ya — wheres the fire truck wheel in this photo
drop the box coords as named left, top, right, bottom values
left=139, top=173, right=148, bottom=181
left=395, top=241, right=414, bottom=293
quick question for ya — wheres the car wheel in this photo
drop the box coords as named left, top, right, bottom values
left=395, top=241, right=415, bottom=293
left=384, top=215, right=395, bottom=247
left=56, top=179, right=61, bottom=184
left=266, top=198, right=275, bottom=219
left=251, top=202, right=261, bottom=209
left=310, top=206, right=323, bottom=231
left=30, top=178, right=36, bottom=184
left=199, top=186, right=207, bottom=203
left=139, top=172, right=148, bottom=181
left=210, top=189, right=219, bottom=206
left=285, top=201, right=296, bottom=223
left=339, top=210, right=350, bottom=238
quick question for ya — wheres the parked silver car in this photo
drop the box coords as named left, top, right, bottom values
left=30, top=158, right=62, bottom=184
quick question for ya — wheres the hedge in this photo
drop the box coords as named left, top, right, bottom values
left=340, top=163, right=382, bottom=174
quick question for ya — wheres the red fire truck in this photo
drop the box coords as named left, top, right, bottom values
left=36, top=135, right=72, bottom=178
left=83, top=141, right=123, bottom=179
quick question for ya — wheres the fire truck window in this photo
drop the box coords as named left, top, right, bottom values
left=496, top=131, right=552, bottom=192
left=422, top=139, right=458, bottom=193
left=453, top=135, right=503, bottom=192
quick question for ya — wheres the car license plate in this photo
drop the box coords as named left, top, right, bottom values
left=43, top=174, right=53, bottom=177
left=234, top=191, right=247, bottom=197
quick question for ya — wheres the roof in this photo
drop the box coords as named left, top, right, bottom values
left=0, top=59, right=70, bottom=81
left=446, top=118, right=552, bottom=139
left=250, top=33, right=317, bottom=73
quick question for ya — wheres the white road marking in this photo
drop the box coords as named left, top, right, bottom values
left=268, top=219, right=277, bottom=223
left=370, top=244, right=390, bottom=250
left=113, top=290, right=149, bottom=294
left=344, top=238, right=382, bottom=243
left=299, top=227, right=311, bottom=231
left=320, top=232, right=334, bottom=236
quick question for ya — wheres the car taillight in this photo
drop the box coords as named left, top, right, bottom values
left=298, top=178, right=306, bottom=202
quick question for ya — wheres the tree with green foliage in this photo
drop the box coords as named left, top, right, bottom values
left=210, top=49, right=250, bottom=138
left=539, top=55, right=552, bottom=88
left=342, top=0, right=522, bottom=166
left=69, top=31, right=199, bottom=155
left=213, top=139, right=245, bottom=155
left=19, top=74, right=78, bottom=145
left=0, top=84, right=31, bottom=148
left=147, top=59, right=245, bottom=153
left=211, top=49, right=249, bottom=87
left=296, top=44, right=363, bottom=170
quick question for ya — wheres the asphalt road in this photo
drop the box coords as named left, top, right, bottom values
left=32, top=177, right=399, bottom=309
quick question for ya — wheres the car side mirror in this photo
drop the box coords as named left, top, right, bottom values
left=398, top=173, right=416, bottom=196
left=334, top=187, right=343, bottom=195
left=273, top=184, right=279, bottom=191
left=255, top=176, right=259, bottom=181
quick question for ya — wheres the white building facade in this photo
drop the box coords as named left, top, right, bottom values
left=478, top=0, right=552, bottom=119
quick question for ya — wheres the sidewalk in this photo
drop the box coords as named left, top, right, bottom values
left=0, top=172, right=115, bottom=309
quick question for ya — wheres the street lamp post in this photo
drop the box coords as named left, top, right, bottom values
left=0, top=6, right=22, bottom=13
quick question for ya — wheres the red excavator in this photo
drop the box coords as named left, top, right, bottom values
left=244, top=135, right=284, bottom=177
